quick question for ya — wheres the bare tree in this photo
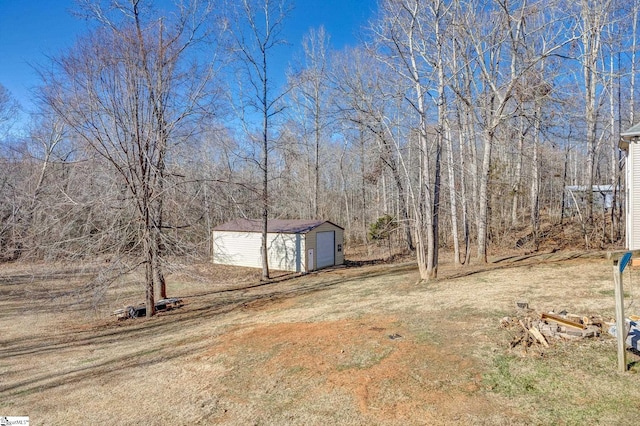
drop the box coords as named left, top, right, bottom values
left=23, top=111, right=67, bottom=257
left=332, top=47, right=415, bottom=253
left=451, top=0, right=576, bottom=261
left=6, top=0, right=640, bottom=285
left=288, top=26, right=332, bottom=219
left=0, top=84, right=20, bottom=140
left=41, top=0, right=217, bottom=316
left=0, top=85, right=20, bottom=258
left=224, top=0, right=292, bottom=280
left=630, top=1, right=640, bottom=126
left=372, top=0, right=449, bottom=279
left=578, top=0, right=612, bottom=225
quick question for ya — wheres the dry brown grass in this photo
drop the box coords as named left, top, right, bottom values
left=1, top=251, right=640, bottom=425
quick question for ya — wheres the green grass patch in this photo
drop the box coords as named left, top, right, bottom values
left=484, top=354, right=551, bottom=397
left=483, top=340, right=640, bottom=423
left=599, top=289, right=631, bottom=298
left=403, top=317, right=441, bottom=344
left=78, top=357, right=101, bottom=365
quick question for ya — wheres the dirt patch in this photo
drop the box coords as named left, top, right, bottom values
left=196, top=317, right=509, bottom=424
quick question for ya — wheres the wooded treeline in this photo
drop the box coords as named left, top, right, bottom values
left=0, top=0, right=637, bottom=306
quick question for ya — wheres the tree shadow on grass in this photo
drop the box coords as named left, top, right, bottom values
left=5, top=252, right=589, bottom=398
left=0, top=337, right=208, bottom=397
left=0, top=263, right=416, bottom=365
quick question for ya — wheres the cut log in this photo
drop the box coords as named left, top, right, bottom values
left=541, top=313, right=586, bottom=330
left=528, top=326, right=549, bottom=347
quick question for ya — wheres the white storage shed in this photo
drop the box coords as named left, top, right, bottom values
left=212, top=219, right=344, bottom=272
left=621, top=123, right=640, bottom=250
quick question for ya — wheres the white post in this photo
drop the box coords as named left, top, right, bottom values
left=613, top=259, right=627, bottom=372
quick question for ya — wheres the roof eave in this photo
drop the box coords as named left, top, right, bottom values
left=621, top=123, right=640, bottom=140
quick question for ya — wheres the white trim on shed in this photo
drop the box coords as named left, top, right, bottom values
left=212, top=219, right=344, bottom=272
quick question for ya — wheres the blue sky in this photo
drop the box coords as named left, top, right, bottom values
left=0, top=0, right=376, bottom=121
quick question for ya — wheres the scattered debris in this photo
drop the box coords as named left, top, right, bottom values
left=607, top=319, right=640, bottom=351
left=388, top=333, right=403, bottom=340
left=113, top=297, right=184, bottom=320
left=501, top=302, right=608, bottom=353
left=155, top=297, right=183, bottom=311
left=528, top=326, right=549, bottom=348
left=541, top=312, right=585, bottom=330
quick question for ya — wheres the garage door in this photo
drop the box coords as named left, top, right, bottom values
left=316, top=231, right=335, bottom=269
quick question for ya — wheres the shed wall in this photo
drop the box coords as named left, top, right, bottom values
left=213, top=230, right=306, bottom=272
left=213, top=231, right=260, bottom=268
left=212, top=221, right=343, bottom=272
left=306, top=222, right=344, bottom=270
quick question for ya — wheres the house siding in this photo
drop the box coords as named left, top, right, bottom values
left=629, top=143, right=640, bottom=250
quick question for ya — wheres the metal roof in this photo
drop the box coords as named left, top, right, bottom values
left=621, top=122, right=640, bottom=139
left=213, top=218, right=343, bottom=234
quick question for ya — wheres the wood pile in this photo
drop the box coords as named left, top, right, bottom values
left=500, top=303, right=608, bottom=353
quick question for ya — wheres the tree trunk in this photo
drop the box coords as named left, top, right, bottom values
left=360, top=129, right=368, bottom=243
left=581, top=0, right=610, bottom=224
left=420, top=126, right=437, bottom=280
left=459, top=121, right=472, bottom=266
left=531, top=115, right=541, bottom=251
left=143, top=199, right=156, bottom=317
left=477, top=128, right=493, bottom=263
left=432, top=135, right=442, bottom=275
left=380, top=135, right=414, bottom=252
left=314, top=87, right=320, bottom=219
left=511, top=117, right=525, bottom=227
left=446, top=125, right=461, bottom=265
left=262, top=118, right=270, bottom=280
